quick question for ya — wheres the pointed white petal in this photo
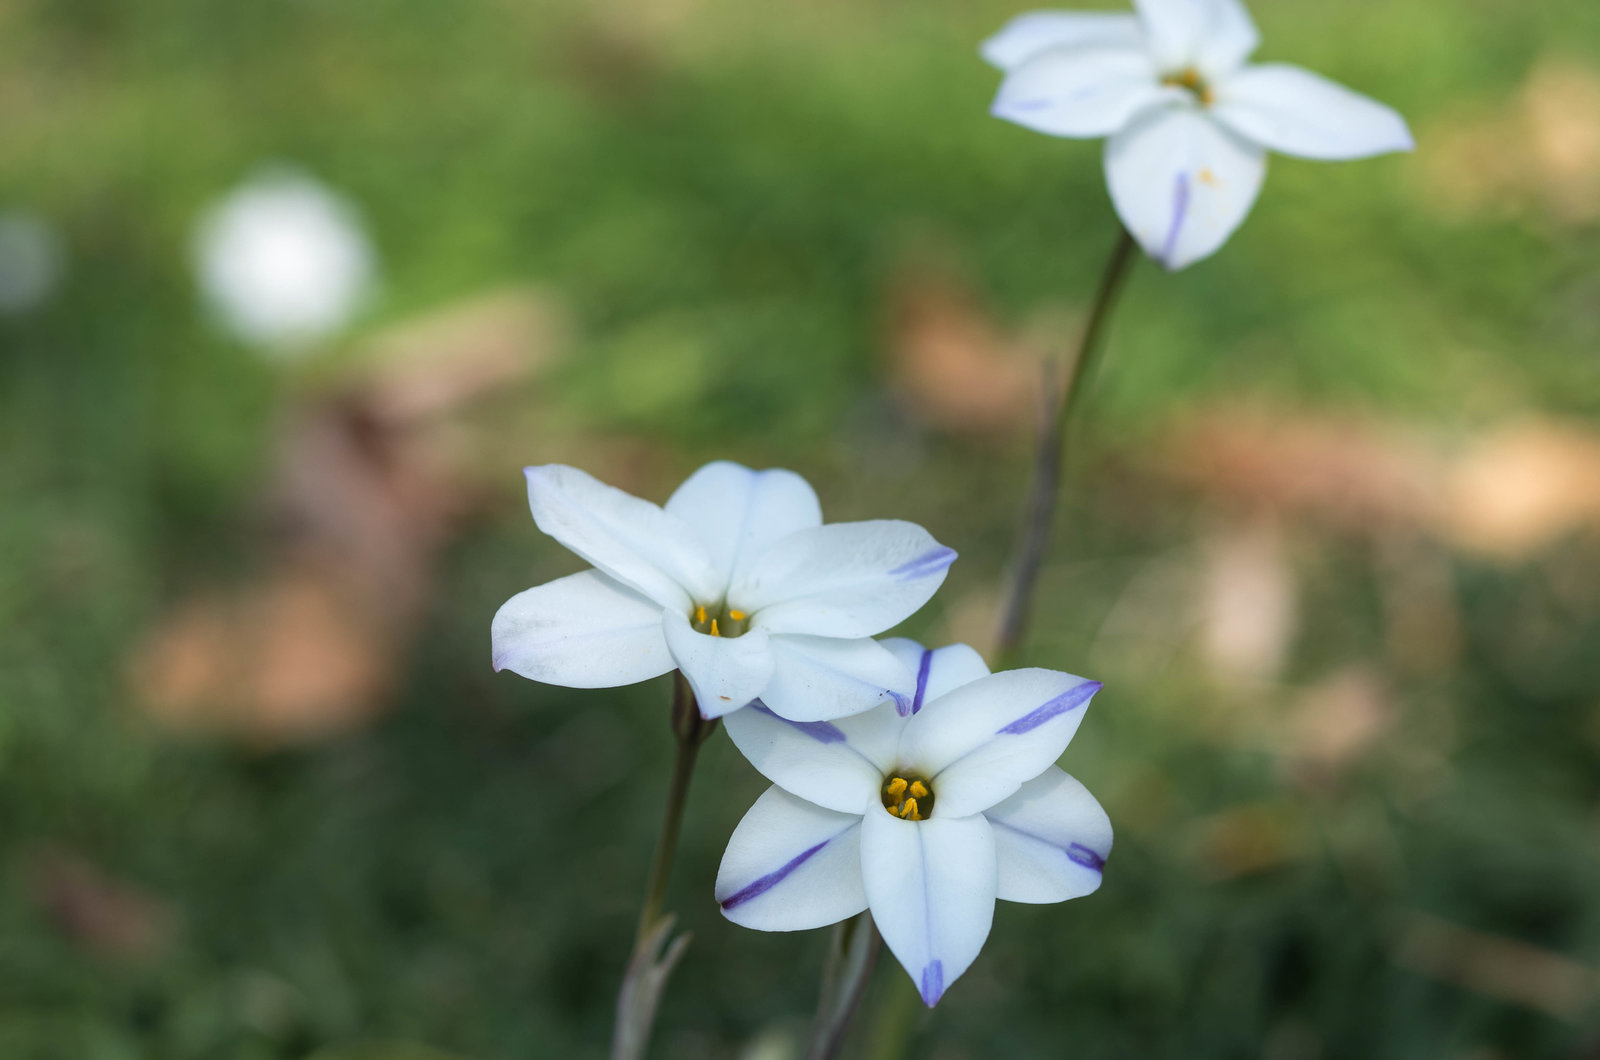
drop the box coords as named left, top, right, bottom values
left=524, top=465, right=722, bottom=611
left=1212, top=63, right=1414, bottom=161
left=861, top=807, right=996, bottom=1007
left=880, top=638, right=993, bottom=716
left=664, top=461, right=822, bottom=589
left=734, top=521, right=955, bottom=640
left=987, top=767, right=1113, bottom=904
left=993, top=45, right=1182, bottom=139
left=898, top=669, right=1102, bottom=819
left=491, top=571, right=673, bottom=688
left=716, top=786, right=867, bottom=932
left=723, top=699, right=904, bottom=813
left=759, top=635, right=916, bottom=723
left=1105, top=105, right=1265, bottom=270
left=661, top=609, right=774, bottom=718
left=980, top=12, right=1143, bottom=72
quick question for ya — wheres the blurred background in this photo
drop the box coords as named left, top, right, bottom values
left=2, top=0, right=1599, bottom=1057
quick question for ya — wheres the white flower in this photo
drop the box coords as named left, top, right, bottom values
left=715, top=639, right=1110, bottom=1006
left=491, top=463, right=957, bottom=721
left=984, top=0, right=1414, bottom=269
left=194, top=168, right=376, bottom=354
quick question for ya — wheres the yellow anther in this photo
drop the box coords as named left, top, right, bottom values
left=710, top=618, right=721, bottom=637
left=901, top=797, right=920, bottom=821
left=695, top=605, right=707, bottom=625
left=729, top=609, right=747, bottom=621
left=909, top=780, right=929, bottom=799
left=886, top=777, right=908, bottom=798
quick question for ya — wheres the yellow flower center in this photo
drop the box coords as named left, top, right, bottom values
left=692, top=603, right=749, bottom=638
left=881, top=775, right=934, bottom=821
left=1163, top=67, right=1215, bottom=106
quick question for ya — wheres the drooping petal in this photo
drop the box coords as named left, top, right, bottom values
left=664, top=461, right=822, bottom=590
left=735, top=521, right=955, bottom=640
left=759, top=635, right=916, bottom=723
left=986, top=766, right=1113, bottom=904
left=491, top=571, right=674, bottom=688
left=992, top=45, right=1183, bottom=139
left=722, top=699, right=903, bottom=813
left=1105, top=105, right=1266, bottom=270
left=980, top=11, right=1143, bottom=72
left=524, top=465, right=722, bottom=612
left=880, top=638, right=992, bottom=715
left=1134, top=0, right=1256, bottom=76
left=661, top=609, right=774, bottom=718
left=716, top=786, right=867, bottom=932
left=1211, top=63, right=1414, bottom=161
left=898, top=669, right=1102, bottom=819
left=861, top=806, right=997, bottom=1007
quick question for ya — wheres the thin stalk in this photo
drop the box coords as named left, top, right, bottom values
left=994, top=228, right=1139, bottom=669
left=612, top=672, right=717, bottom=1060
left=803, top=912, right=882, bottom=1060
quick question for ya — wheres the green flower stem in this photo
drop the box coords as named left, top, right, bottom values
left=803, top=912, right=882, bottom=1060
left=994, top=227, right=1139, bottom=669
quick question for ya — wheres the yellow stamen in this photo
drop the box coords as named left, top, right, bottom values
left=909, top=780, right=929, bottom=799
left=695, top=605, right=707, bottom=625
left=710, top=618, right=721, bottom=637
left=729, top=609, right=746, bottom=621
left=886, top=777, right=908, bottom=798
left=901, top=797, right=920, bottom=820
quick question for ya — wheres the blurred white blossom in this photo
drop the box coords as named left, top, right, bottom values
left=985, top=0, right=1413, bottom=268
left=492, top=461, right=956, bottom=721
left=0, top=211, right=64, bottom=314
left=717, top=640, right=1109, bottom=1006
left=194, top=169, right=375, bottom=354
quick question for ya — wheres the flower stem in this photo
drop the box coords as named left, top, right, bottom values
left=803, top=912, right=882, bottom=1060
left=994, top=227, right=1139, bottom=669
left=611, top=672, right=717, bottom=1060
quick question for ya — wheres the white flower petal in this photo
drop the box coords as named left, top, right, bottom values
left=716, top=786, right=867, bottom=932
left=898, top=669, right=1102, bottom=819
left=524, top=465, right=722, bottom=612
left=664, top=461, right=822, bottom=590
left=987, top=766, right=1113, bottom=904
left=1212, top=63, right=1414, bottom=161
left=1134, top=0, right=1255, bottom=75
left=1105, top=105, right=1265, bottom=270
left=1194, top=0, right=1259, bottom=79
left=490, top=571, right=674, bottom=688
left=759, top=635, right=915, bottom=723
left=861, top=806, right=996, bottom=1007
left=735, top=521, right=955, bottom=640
left=722, top=699, right=903, bottom=813
left=661, top=609, right=774, bottom=719
left=880, top=639, right=993, bottom=715
left=993, top=45, right=1182, bottom=139
left=980, top=11, right=1143, bottom=72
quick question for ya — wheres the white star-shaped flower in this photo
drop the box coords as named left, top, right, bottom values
left=985, top=0, right=1414, bottom=268
left=715, top=639, right=1110, bottom=1006
left=492, top=462, right=956, bottom=721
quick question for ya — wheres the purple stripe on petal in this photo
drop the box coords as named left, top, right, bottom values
left=1068, top=843, right=1107, bottom=872
left=889, top=547, right=957, bottom=582
left=1161, top=171, right=1191, bottom=267
left=891, top=689, right=913, bottom=717
left=995, top=681, right=1102, bottom=736
left=720, top=840, right=828, bottom=911
left=911, top=649, right=933, bottom=715
left=919, top=960, right=945, bottom=1007
left=751, top=701, right=846, bottom=744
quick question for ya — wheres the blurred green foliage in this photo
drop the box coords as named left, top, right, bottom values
left=2, top=0, right=1599, bottom=1058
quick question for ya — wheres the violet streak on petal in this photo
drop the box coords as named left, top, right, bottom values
left=920, top=960, right=946, bottom=1007
left=996, top=681, right=1102, bottom=735
left=1161, top=171, right=1192, bottom=267
left=720, top=840, right=830, bottom=911
left=910, top=649, right=935, bottom=715
left=749, top=701, right=848, bottom=744
left=1068, top=842, right=1108, bottom=872
left=889, top=547, right=957, bottom=582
